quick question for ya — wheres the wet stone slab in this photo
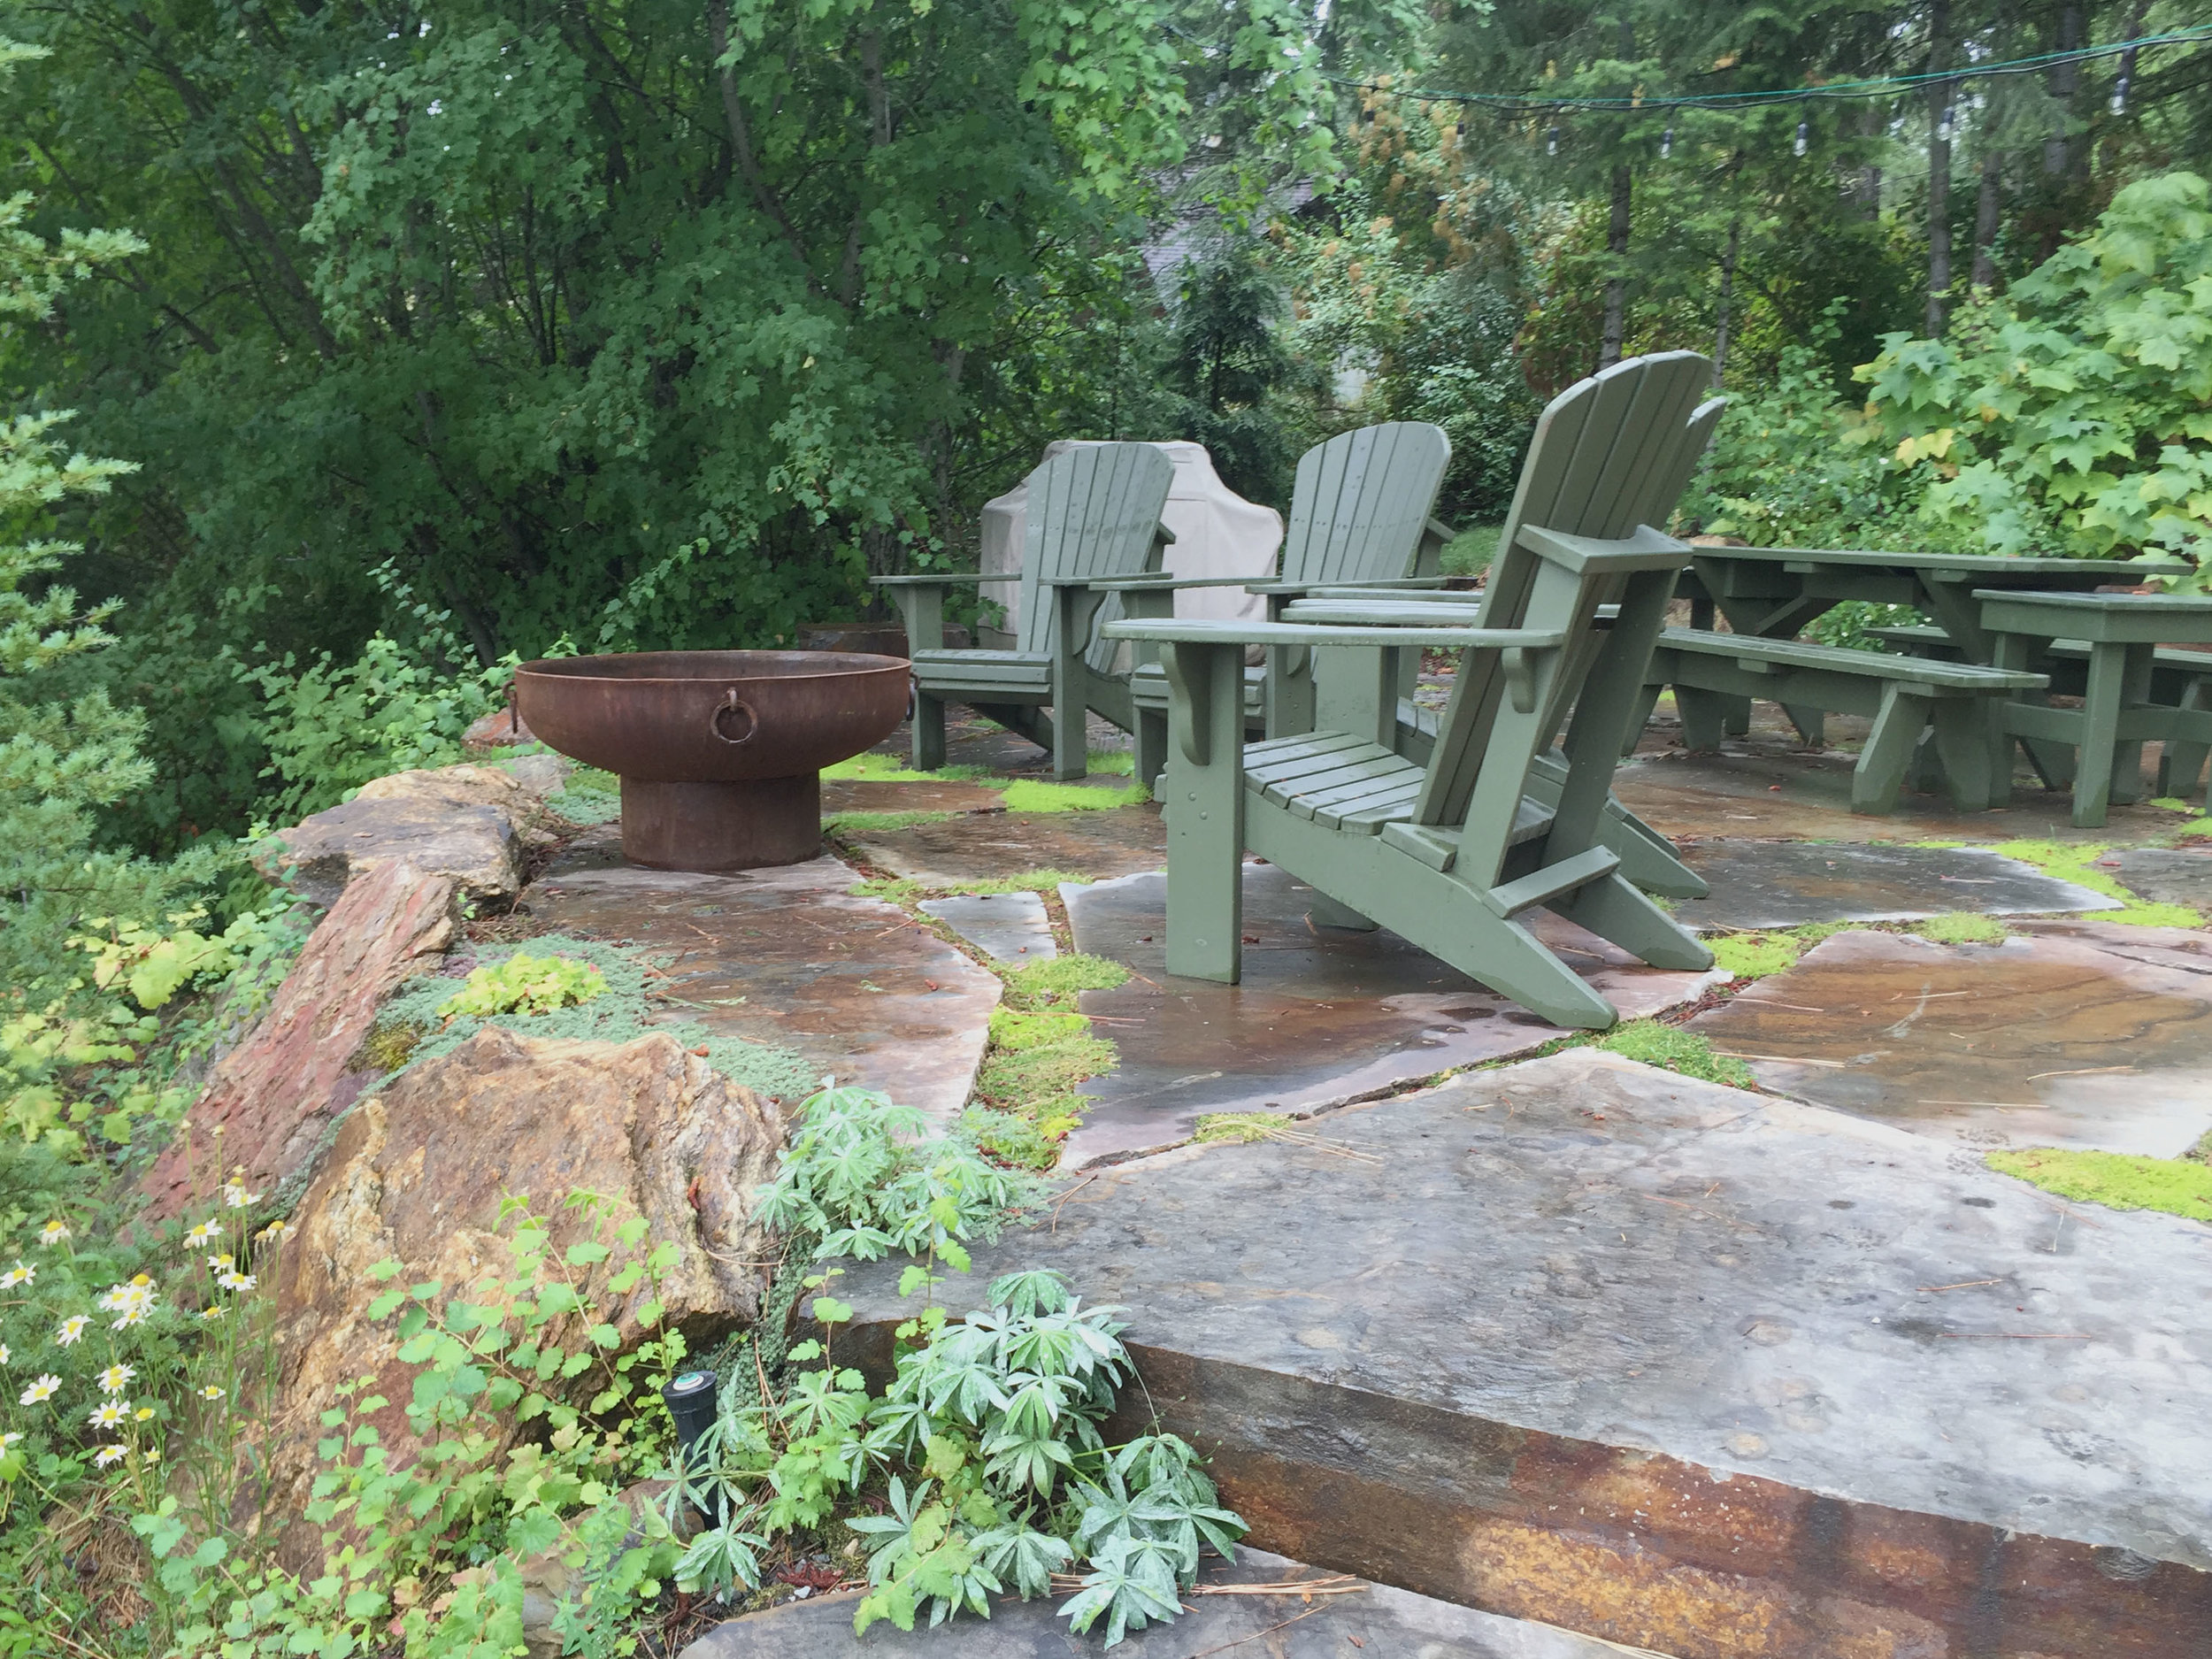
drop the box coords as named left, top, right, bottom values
left=822, top=1048, right=2212, bottom=1654
left=1689, top=927, right=2212, bottom=1156
left=840, top=806, right=1165, bottom=888
left=820, top=777, right=1006, bottom=817
left=2105, top=846, right=2212, bottom=911
left=523, top=833, right=999, bottom=1119
left=1675, top=840, right=2119, bottom=931
left=917, top=890, right=1057, bottom=963
left=1613, top=750, right=2187, bottom=846
left=680, top=1548, right=1631, bottom=1659
left=1056, top=863, right=1726, bottom=1167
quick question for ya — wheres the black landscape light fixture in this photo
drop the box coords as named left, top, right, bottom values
left=663, top=1369, right=720, bottom=1521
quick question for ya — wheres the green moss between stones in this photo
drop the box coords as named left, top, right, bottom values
left=988, top=1007, right=1089, bottom=1048
left=1002, top=953, right=1128, bottom=1003
left=1708, top=933, right=1803, bottom=979
left=546, top=765, right=622, bottom=826
left=1597, top=1021, right=1755, bottom=1088
left=1961, top=837, right=2200, bottom=927
left=996, top=779, right=1152, bottom=813
left=1192, top=1113, right=1283, bottom=1144
left=1913, top=911, right=2010, bottom=945
left=821, top=753, right=996, bottom=783
left=1985, top=1147, right=2212, bottom=1223
left=850, top=869, right=1091, bottom=906
left=367, top=934, right=819, bottom=1100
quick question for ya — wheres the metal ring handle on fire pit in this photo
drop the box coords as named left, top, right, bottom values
left=709, top=688, right=760, bottom=746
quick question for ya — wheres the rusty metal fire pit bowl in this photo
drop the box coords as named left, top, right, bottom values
left=513, top=651, right=910, bottom=872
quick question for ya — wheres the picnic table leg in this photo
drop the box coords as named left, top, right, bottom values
left=1930, top=700, right=1996, bottom=811
left=2109, top=645, right=2154, bottom=807
left=2162, top=678, right=2212, bottom=799
left=1160, top=641, right=1246, bottom=983
left=1853, top=684, right=1932, bottom=814
left=1675, top=685, right=1728, bottom=752
left=2073, top=641, right=2129, bottom=827
left=1783, top=705, right=1826, bottom=747
left=1989, top=630, right=2068, bottom=795
left=1723, top=695, right=1753, bottom=737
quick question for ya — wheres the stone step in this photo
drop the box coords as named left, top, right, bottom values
left=681, top=1548, right=1671, bottom=1657
left=821, top=1048, right=2212, bottom=1658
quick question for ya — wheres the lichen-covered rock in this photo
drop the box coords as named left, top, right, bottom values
left=262, top=1026, right=783, bottom=1563
left=141, top=860, right=458, bottom=1222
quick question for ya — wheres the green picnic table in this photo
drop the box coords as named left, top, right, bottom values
left=1978, top=589, right=2212, bottom=826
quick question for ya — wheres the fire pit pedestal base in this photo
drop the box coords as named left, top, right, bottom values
left=619, top=775, right=823, bottom=872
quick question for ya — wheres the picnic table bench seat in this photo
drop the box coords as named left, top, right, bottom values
left=1644, top=627, right=2047, bottom=813
left=1869, top=624, right=2212, bottom=795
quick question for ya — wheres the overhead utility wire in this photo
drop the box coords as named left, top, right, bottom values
left=1321, top=24, right=2212, bottom=113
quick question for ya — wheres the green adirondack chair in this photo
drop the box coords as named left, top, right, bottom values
left=1102, top=352, right=1720, bottom=1030
left=1110, top=421, right=1455, bottom=784
left=872, top=443, right=1176, bottom=778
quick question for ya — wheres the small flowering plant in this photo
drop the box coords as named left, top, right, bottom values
left=0, top=1160, right=288, bottom=1537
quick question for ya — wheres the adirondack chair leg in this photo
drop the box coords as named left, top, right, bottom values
left=1552, top=874, right=1714, bottom=972
left=1930, top=700, right=1997, bottom=811
left=1048, top=587, right=1091, bottom=780
left=1161, top=641, right=1246, bottom=983
left=1307, top=893, right=1377, bottom=932
left=1853, top=685, right=1932, bottom=814
left=911, top=689, right=948, bottom=772
left=1621, top=683, right=1663, bottom=757
left=1265, top=643, right=1317, bottom=740
left=1674, top=686, right=1728, bottom=752
left=1134, top=709, right=1169, bottom=791
left=2073, top=642, right=2130, bottom=828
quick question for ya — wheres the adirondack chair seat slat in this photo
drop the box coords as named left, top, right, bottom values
left=1237, top=735, right=1425, bottom=833
left=909, top=650, right=1055, bottom=694
left=1128, top=661, right=1265, bottom=718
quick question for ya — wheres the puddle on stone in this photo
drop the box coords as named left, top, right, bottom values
left=1678, top=841, right=2118, bottom=931
left=525, top=833, right=999, bottom=1119
left=1057, top=864, right=1726, bottom=1167
left=842, top=807, right=1165, bottom=887
left=918, top=891, right=1057, bottom=963
left=1689, top=927, right=2212, bottom=1156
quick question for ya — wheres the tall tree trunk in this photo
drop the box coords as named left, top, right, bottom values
left=1856, top=103, right=1884, bottom=218
left=2043, top=2, right=2084, bottom=180
left=1970, top=150, right=2003, bottom=290
left=1600, top=162, right=1632, bottom=371
left=1713, top=218, right=1740, bottom=388
left=1925, top=0, right=1953, bottom=337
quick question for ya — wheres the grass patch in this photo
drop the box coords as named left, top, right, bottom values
left=1597, top=1021, right=1755, bottom=1088
left=998, top=778, right=1151, bottom=813
left=1440, top=525, right=1502, bottom=579
left=1708, top=932, right=1804, bottom=979
left=1984, top=838, right=2203, bottom=928
left=822, top=809, right=960, bottom=835
left=1985, top=1147, right=2212, bottom=1223
left=1193, top=1112, right=1284, bottom=1144
left=822, top=752, right=996, bottom=783
left=1004, top=953, right=1128, bottom=1003
left=988, top=1007, right=1089, bottom=1048
left=1913, top=911, right=2010, bottom=945
left=850, top=868, right=1092, bottom=906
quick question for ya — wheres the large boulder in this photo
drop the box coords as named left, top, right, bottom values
left=261, top=764, right=567, bottom=908
left=263, top=1026, right=784, bottom=1561
left=142, top=860, right=458, bottom=1223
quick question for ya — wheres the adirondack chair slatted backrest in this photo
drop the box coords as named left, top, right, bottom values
left=1415, top=354, right=1717, bottom=848
left=1013, top=444, right=1177, bottom=675
left=1280, top=422, right=1451, bottom=585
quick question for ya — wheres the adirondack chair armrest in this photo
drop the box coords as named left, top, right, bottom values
left=1247, top=576, right=1462, bottom=596
left=1085, top=573, right=1271, bottom=592
left=1514, top=522, right=1694, bottom=573
left=1103, top=618, right=1565, bottom=650
left=1417, top=516, right=1455, bottom=562
left=1281, top=601, right=1486, bottom=626
left=868, top=572, right=1021, bottom=652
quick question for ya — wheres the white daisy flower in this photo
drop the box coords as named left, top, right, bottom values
left=96, top=1364, right=134, bottom=1396
left=220, top=1182, right=261, bottom=1210
left=0, top=1432, right=21, bottom=1448
left=185, top=1221, right=218, bottom=1247
left=198, top=1385, right=225, bottom=1402
left=218, top=1270, right=257, bottom=1294
left=134, top=1406, right=155, bottom=1422
left=206, top=1253, right=234, bottom=1272
left=198, top=1306, right=227, bottom=1323
left=0, top=1345, right=9, bottom=1364
left=19, top=1375, right=59, bottom=1405
left=0, top=1262, right=34, bottom=1290
left=94, top=1445, right=126, bottom=1468
left=54, top=1316, right=87, bottom=1347
left=88, top=1401, right=128, bottom=1429
left=36, top=1221, right=68, bottom=1247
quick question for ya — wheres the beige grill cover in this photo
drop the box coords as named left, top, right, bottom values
left=977, top=440, right=1283, bottom=650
